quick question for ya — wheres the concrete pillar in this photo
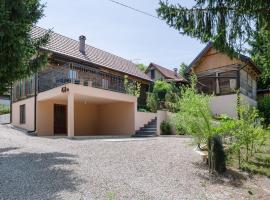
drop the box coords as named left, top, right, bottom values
left=67, top=93, right=74, bottom=137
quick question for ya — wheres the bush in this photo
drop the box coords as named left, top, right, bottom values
left=258, top=96, right=270, bottom=126
left=160, top=121, right=172, bottom=135
left=0, top=104, right=10, bottom=115
left=146, top=92, right=158, bottom=112
left=153, top=80, right=172, bottom=101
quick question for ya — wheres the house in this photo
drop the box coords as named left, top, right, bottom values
left=145, top=62, right=187, bottom=84
left=188, top=42, right=261, bottom=118
left=11, top=26, right=156, bottom=137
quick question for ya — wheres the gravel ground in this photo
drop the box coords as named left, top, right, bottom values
left=0, top=124, right=269, bottom=200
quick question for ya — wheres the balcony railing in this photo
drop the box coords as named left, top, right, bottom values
left=38, top=62, right=126, bottom=93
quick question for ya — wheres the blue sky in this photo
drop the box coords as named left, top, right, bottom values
left=38, top=0, right=205, bottom=70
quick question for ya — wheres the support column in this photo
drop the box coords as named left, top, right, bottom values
left=67, top=93, right=74, bottom=137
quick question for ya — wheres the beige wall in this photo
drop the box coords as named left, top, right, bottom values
left=194, top=48, right=241, bottom=73
left=12, top=97, right=35, bottom=131
left=135, top=111, right=156, bottom=131
left=36, top=99, right=67, bottom=136
left=97, top=102, right=135, bottom=135
left=74, top=103, right=98, bottom=136
left=146, top=66, right=165, bottom=81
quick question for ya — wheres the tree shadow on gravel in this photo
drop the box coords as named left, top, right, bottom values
left=0, top=147, right=84, bottom=200
left=192, top=161, right=247, bottom=187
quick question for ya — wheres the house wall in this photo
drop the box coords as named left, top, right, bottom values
left=146, top=66, right=165, bottom=81
left=210, top=94, right=257, bottom=118
left=12, top=97, right=35, bottom=131
left=193, top=48, right=241, bottom=73
left=36, top=99, right=67, bottom=136
left=210, top=94, right=238, bottom=118
left=74, top=103, right=98, bottom=136
left=97, top=102, right=135, bottom=135
left=135, top=111, right=156, bottom=131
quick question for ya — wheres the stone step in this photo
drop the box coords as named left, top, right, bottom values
left=140, top=127, right=156, bottom=132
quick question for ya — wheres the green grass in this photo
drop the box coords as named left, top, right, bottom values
left=0, top=104, right=10, bottom=115
left=240, top=138, right=270, bottom=177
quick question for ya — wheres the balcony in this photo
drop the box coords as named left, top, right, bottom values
left=12, top=62, right=132, bottom=102
left=38, top=63, right=126, bottom=94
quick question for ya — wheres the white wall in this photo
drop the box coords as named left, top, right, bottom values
left=210, top=94, right=257, bottom=118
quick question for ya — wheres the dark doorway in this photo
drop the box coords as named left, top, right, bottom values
left=54, top=104, right=67, bottom=135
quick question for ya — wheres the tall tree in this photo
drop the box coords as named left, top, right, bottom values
left=157, top=0, right=270, bottom=85
left=137, top=63, right=147, bottom=72
left=0, top=0, right=50, bottom=93
left=179, top=62, right=188, bottom=77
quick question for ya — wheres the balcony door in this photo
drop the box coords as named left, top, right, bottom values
left=54, top=104, right=67, bottom=135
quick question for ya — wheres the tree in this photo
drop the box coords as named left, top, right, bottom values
left=0, top=0, right=50, bottom=93
left=179, top=62, right=188, bottom=77
left=137, top=64, right=147, bottom=72
left=172, top=75, right=226, bottom=173
left=157, top=0, right=270, bottom=78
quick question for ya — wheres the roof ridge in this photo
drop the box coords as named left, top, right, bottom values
left=35, top=26, right=138, bottom=67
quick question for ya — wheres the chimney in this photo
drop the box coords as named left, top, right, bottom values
left=173, top=68, right=178, bottom=76
left=79, top=35, right=86, bottom=54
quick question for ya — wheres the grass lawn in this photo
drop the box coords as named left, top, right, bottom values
left=0, top=104, right=10, bottom=115
left=241, top=138, right=270, bottom=177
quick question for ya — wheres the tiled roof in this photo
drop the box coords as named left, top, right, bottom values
left=147, top=63, right=187, bottom=82
left=31, top=26, right=152, bottom=81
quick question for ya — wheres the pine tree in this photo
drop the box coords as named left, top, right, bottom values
left=157, top=0, right=270, bottom=66
left=0, top=0, right=50, bottom=93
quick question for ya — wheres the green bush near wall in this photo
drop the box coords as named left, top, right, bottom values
left=258, top=96, right=270, bottom=126
left=0, top=104, right=10, bottom=115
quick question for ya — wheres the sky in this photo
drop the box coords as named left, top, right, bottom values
left=38, top=0, right=205, bottom=70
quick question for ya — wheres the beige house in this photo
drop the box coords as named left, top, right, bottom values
left=188, top=42, right=261, bottom=118
left=11, top=27, right=157, bottom=137
left=145, top=63, right=187, bottom=84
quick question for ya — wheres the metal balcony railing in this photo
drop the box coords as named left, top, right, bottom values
left=38, top=63, right=126, bottom=94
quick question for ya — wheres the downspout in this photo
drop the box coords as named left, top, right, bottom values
left=9, top=84, right=12, bottom=124
left=28, top=74, right=37, bottom=133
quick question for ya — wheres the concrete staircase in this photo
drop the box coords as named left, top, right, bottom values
left=133, top=118, right=157, bottom=137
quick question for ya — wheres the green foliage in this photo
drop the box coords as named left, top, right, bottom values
left=258, top=96, right=270, bottom=126
left=179, top=62, right=188, bottom=77
left=124, top=75, right=141, bottom=97
left=0, top=0, right=51, bottom=93
left=153, top=80, right=172, bottom=101
left=0, top=104, right=10, bottom=115
left=249, top=21, right=270, bottom=88
left=160, top=121, right=172, bottom=135
left=146, top=92, right=158, bottom=112
left=157, top=1, right=270, bottom=57
left=146, top=80, right=180, bottom=112
left=137, top=64, right=147, bottom=72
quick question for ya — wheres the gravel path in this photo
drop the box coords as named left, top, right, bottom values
left=0, top=124, right=269, bottom=200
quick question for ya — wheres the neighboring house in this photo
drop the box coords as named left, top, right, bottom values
left=188, top=42, right=261, bottom=118
left=11, top=26, right=154, bottom=137
left=145, top=63, right=187, bottom=84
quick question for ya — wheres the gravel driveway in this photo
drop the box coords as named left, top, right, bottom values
left=0, top=124, right=269, bottom=200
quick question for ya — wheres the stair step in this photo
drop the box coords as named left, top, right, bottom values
left=140, top=127, right=156, bottom=131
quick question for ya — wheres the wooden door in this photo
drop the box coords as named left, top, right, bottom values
left=54, top=104, right=67, bottom=135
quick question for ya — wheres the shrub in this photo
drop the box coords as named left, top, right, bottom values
left=258, top=96, right=270, bottom=126
left=153, top=80, right=172, bottom=101
left=146, top=92, right=158, bottom=112
left=160, top=121, right=172, bottom=135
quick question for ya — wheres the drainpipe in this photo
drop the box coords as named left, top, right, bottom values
left=9, top=84, right=12, bottom=124
left=28, top=74, right=37, bottom=134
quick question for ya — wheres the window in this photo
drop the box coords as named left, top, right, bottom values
left=102, top=79, right=109, bottom=89
left=150, top=69, right=155, bottom=79
left=68, top=70, right=78, bottom=80
left=20, top=104, right=26, bottom=124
